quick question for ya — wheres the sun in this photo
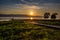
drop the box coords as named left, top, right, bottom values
left=30, top=11, right=34, bottom=16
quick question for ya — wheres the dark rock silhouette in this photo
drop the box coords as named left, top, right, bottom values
left=44, top=12, right=50, bottom=19
left=51, top=13, right=58, bottom=20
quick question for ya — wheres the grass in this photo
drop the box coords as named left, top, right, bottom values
left=36, top=20, right=60, bottom=26
left=0, top=19, right=60, bottom=40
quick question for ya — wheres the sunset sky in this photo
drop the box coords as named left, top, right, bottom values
left=0, top=0, right=60, bottom=18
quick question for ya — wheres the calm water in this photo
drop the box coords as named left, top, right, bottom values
left=0, top=17, right=43, bottom=21
left=0, top=17, right=59, bottom=21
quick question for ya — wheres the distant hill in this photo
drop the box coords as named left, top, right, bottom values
left=0, top=14, right=28, bottom=17
left=0, top=14, right=43, bottom=17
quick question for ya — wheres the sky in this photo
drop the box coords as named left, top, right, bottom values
left=0, top=0, right=60, bottom=18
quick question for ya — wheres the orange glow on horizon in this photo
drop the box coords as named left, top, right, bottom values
left=30, top=11, right=34, bottom=16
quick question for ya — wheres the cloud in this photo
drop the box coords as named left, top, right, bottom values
left=0, top=3, right=43, bottom=14
left=0, top=3, right=60, bottom=12
left=0, top=0, right=60, bottom=5
left=15, top=4, right=43, bottom=9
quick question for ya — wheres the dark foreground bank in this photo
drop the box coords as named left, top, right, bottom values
left=0, top=19, right=60, bottom=40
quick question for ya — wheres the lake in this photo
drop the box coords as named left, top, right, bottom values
left=0, top=17, right=59, bottom=21
left=0, top=17, right=44, bottom=21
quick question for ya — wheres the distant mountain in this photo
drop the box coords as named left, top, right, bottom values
left=0, top=14, right=43, bottom=17
left=0, top=14, right=28, bottom=17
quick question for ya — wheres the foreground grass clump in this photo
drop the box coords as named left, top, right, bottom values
left=0, top=20, right=60, bottom=40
